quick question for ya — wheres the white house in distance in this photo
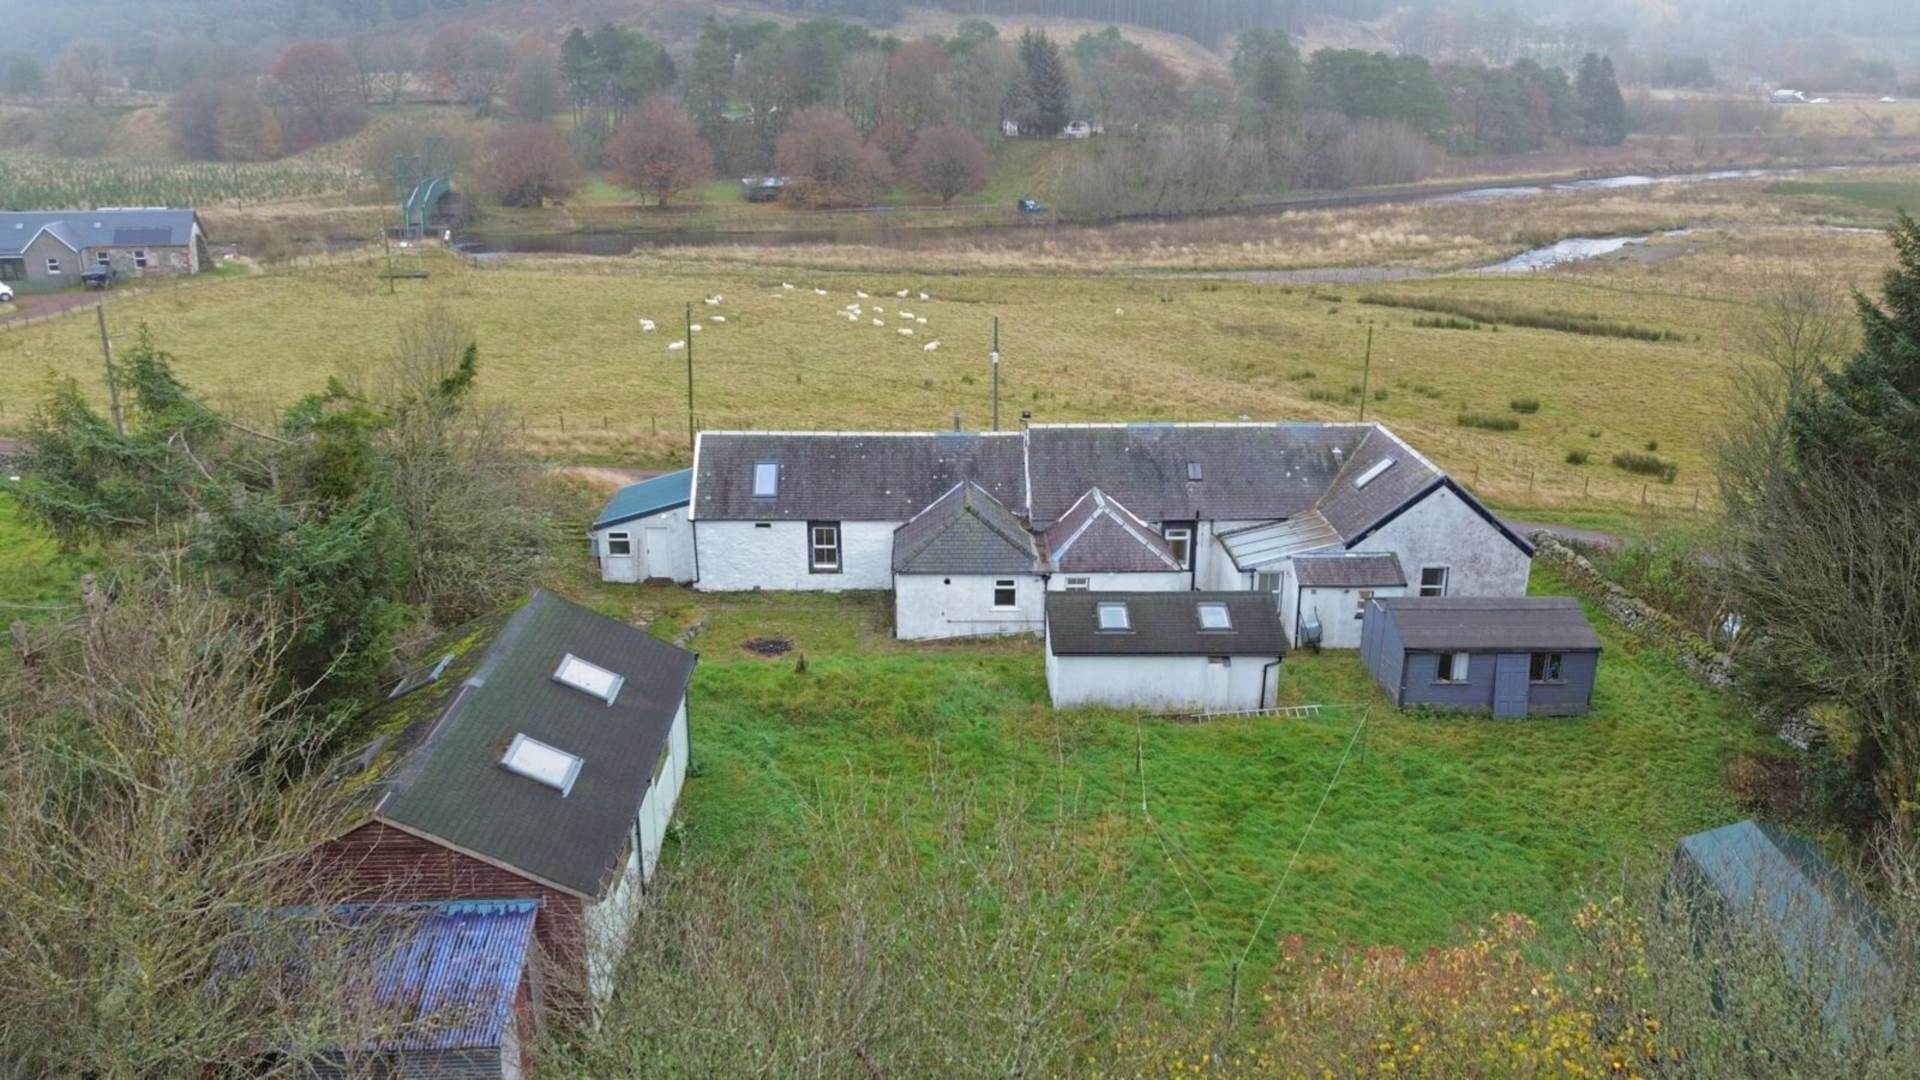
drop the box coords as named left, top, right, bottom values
left=593, top=421, right=1533, bottom=646
left=1044, top=590, right=1288, bottom=712
left=589, top=469, right=696, bottom=584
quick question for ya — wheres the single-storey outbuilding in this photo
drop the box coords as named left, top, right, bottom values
left=589, top=470, right=695, bottom=584
left=1045, top=591, right=1286, bottom=713
left=1360, top=596, right=1601, bottom=716
left=891, top=481, right=1046, bottom=640
left=1286, top=552, right=1407, bottom=649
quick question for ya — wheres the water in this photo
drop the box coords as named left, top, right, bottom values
left=1438, top=168, right=1773, bottom=204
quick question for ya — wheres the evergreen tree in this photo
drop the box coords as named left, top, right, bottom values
left=1575, top=53, right=1627, bottom=146
left=685, top=18, right=735, bottom=145
left=1231, top=29, right=1301, bottom=128
left=1016, top=28, right=1070, bottom=136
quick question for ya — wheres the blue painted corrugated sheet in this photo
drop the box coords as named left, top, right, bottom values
left=372, top=899, right=538, bottom=1050
left=593, top=470, right=693, bottom=530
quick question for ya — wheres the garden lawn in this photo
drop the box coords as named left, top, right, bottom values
left=643, top=562, right=1765, bottom=1004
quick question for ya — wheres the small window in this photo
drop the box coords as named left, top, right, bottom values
left=1352, top=457, right=1396, bottom=489
left=808, top=521, right=841, bottom=572
left=1064, top=576, right=1090, bottom=591
left=95, top=252, right=111, bottom=267
left=992, top=579, right=1018, bottom=609
left=1255, top=571, right=1283, bottom=595
left=752, top=461, right=779, bottom=498
left=132, top=249, right=148, bottom=270
left=1207, top=655, right=1231, bottom=667
left=386, top=654, right=453, bottom=701
left=1196, top=602, right=1232, bottom=631
left=500, top=733, right=583, bottom=796
left=605, top=532, right=633, bottom=556
left=1436, top=651, right=1471, bottom=683
left=1186, top=462, right=1203, bottom=482
left=1096, top=602, right=1131, bottom=631
left=1163, top=525, right=1193, bottom=570
left=1419, top=566, right=1449, bottom=598
left=46, top=257, right=61, bottom=275
left=1529, top=652, right=1565, bottom=683
left=554, top=652, right=624, bottom=704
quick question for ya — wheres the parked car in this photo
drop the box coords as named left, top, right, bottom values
left=0, top=281, right=14, bottom=303
left=740, top=175, right=787, bottom=203
left=81, top=265, right=118, bottom=289
left=1017, top=197, right=1047, bottom=215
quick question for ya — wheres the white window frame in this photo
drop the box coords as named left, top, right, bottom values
left=1096, top=602, right=1131, bottom=632
left=605, top=531, right=633, bottom=557
left=1163, top=525, right=1194, bottom=570
left=132, top=249, right=148, bottom=270
left=500, top=733, right=584, bottom=796
left=45, top=257, right=61, bottom=275
left=992, top=578, right=1018, bottom=610
left=95, top=251, right=111, bottom=268
left=1064, top=576, right=1090, bottom=591
left=808, top=521, right=841, bottom=573
left=752, top=461, right=779, bottom=498
left=1419, top=565, right=1450, bottom=598
left=1436, top=651, right=1471, bottom=683
left=1196, top=602, right=1233, bottom=631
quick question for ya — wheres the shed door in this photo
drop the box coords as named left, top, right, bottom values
left=642, top=525, right=673, bottom=580
left=1492, top=653, right=1530, bottom=718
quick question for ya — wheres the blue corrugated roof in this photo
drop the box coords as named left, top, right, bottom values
left=216, top=899, right=538, bottom=1051
left=593, top=469, right=693, bottom=530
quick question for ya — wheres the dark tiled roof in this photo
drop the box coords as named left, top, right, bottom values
left=593, top=469, right=693, bottom=530
left=1374, top=597, right=1602, bottom=651
left=1315, top=427, right=1443, bottom=541
left=348, top=590, right=696, bottom=898
left=893, top=481, right=1041, bottom=573
left=1293, top=552, right=1407, bottom=587
left=1025, top=423, right=1368, bottom=525
left=693, top=431, right=1025, bottom=521
left=1042, top=489, right=1182, bottom=573
left=1047, top=591, right=1287, bottom=656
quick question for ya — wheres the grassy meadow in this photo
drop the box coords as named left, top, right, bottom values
left=546, top=555, right=1764, bottom=1005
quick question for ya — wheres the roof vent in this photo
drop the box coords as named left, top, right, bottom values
left=1186, top=462, right=1203, bottom=482
left=553, top=652, right=623, bottom=704
left=1197, top=602, right=1233, bottom=631
left=1352, top=457, right=1396, bottom=489
left=501, top=733, right=583, bottom=795
left=752, top=460, right=779, bottom=498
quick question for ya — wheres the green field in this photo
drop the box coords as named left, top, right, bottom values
left=1765, top=180, right=1920, bottom=215
left=0, top=251, right=1756, bottom=512
left=554, top=561, right=1762, bottom=1006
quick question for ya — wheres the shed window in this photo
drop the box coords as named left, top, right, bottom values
left=1529, top=652, right=1565, bottom=683
left=1196, top=602, right=1233, bottom=630
left=1207, top=656, right=1230, bottom=667
left=752, top=461, right=779, bottom=497
left=1436, top=651, right=1470, bottom=683
left=1163, top=524, right=1193, bottom=570
left=1096, top=602, right=1131, bottom=631
left=808, top=521, right=841, bottom=572
left=992, top=579, right=1018, bottom=609
left=1419, top=566, right=1450, bottom=597
left=45, top=257, right=61, bottom=275
left=605, top=532, right=633, bottom=556
left=1064, top=576, right=1090, bottom=591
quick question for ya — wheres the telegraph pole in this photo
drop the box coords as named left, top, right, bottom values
left=1357, top=324, right=1374, bottom=422
left=990, top=316, right=1001, bottom=431
left=685, top=302, right=695, bottom=449
left=97, top=303, right=124, bottom=437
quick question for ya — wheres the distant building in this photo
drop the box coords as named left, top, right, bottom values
left=1360, top=596, right=1601, bottom=716
left=1044, top=590, right=1287, bottom=713
left=0, top=209, right=208, bottom=287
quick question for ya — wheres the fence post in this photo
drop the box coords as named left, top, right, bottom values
left=1641, top=484, right=1647, bottom=505
left=1583, top=476, right=1590, bottom=496
left=1693, top=487, right=1700, bottom=511
left=560, top=412, right=566, bottom=433
left=1528, top=466, right=1535, bottom=491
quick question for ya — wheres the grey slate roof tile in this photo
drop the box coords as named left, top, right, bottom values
left=893, top=482, right=1041, bottom=573
left=1293, top=553, right=1407, bottom=587
left=1047, top=591, right=1287, bottom=656
left=0, top=209, right=202, bottom=257
left=1041, top=488, right=1183, bottom=572
left=693, top=431, right=1025, bottom=521
left=1373, top=597, right=1602, bottom=651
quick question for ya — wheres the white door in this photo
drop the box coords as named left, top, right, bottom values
left=1203, top=656, right=1233, bottom=711
left=642, top=526, right=672, bottom=581
left=602, top=531, right=640, bottom=583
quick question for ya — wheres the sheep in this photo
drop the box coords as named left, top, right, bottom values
left=915, top=316, right=927, bottom=325
left=1114, top=307, right=1124, bottom=316
left=918, top=291, right=929, bottom=301
left=872, top=318, right=885, bottom=327
left=703, top=297, right=720, bottom=306
left=874, top=305, right=884, bottom=313
left=711, top=315, right=727, bottom=323
left=782, top=282, right=795, bottom=290
left=667, top=340, right=686, bottom=351
left=813, top=287, right=828, bottom=296
left=900, top=310, right=915, bottom=320
left=855, top=290, right=869, bottom=298
left=898, top=327, right=914, bottom=336
left=895, top=288, right=909, bottom=298
left=639, top=319, right=656, bottom=332
left=923, top=340, right=940, bottom=352
left=690, top=323, right=703, bottom=333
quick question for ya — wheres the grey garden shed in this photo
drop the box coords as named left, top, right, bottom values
left=1359, top=596, right=1601, bottom=716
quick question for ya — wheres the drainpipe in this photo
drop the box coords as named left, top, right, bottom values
left=1259, top=656, right=1283, bottom=710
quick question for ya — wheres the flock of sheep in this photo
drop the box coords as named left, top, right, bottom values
left=638, top=284, right=943, bottom=354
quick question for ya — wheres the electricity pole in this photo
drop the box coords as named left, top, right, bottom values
left=685, top=302, right=695, bottom=449
left=991, top=316, right=1000, bottom=431
left=1357, top=324, right=1374, bottom=422
left=97, top=303, right=124, bottom=436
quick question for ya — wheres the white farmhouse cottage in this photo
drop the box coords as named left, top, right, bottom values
left=594, top=421, right=1533, bottom=646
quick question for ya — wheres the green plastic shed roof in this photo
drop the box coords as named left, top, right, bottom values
left=592, top=469, right=693, bottom=530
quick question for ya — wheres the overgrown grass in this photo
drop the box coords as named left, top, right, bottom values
left=1510, top=397, right=1541, bottom=414
left=1458, top=411, right=1521, bottom=431
left=1360, top=292, right=1687, bottom=342
left=1565, top=449, right=1590, bottom=465
left=0, top=493, right=97, bottom=621
left=1613, top=450, right=1679, bottom=483
left=1763, top=180, right=1920, bottom=215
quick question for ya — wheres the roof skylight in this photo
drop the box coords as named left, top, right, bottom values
left=386, top=654, right=453, bottom=701
left=752, top=461, right=779, bottom=497
left=500, top=733, right=583, bottom=796
left=1351, top=457, right=1397, bottom=489
left=1197, top=602, right=1234, bottom=630
left=553, top=653, right=624, bottom=705
left=1187, top=462, right=1203, bottom=481
left=1096, top=602, right=1132, bottom=631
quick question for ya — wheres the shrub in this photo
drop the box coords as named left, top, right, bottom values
left=1458, top=411, right=1520, bottom=431
left=1509, top=397, right=1540, bottom=413
left=776, top=106, right=892, bottom=208
left=481, top=123, right=578, bottom=207
left=1372, top=388, right=1388, bottom=401
left=1612, top=450, right=1678, bottom=482
left=1645, top=438, right=1660, bottom=451
left=608, top=97, right=714, bottom=208
left=1287, top=369, right=1315, bottom=381
left=1565, top=449, right=1589, bottom=465
left=1412, top=316, right=1478, bottom=330
left=1306, top=387, right=1349, bottom=403
left=1358, top=293, right=1685, bottom=342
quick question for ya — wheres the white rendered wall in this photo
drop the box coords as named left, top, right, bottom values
left=1354, top=487, right=1531, bottom=600
left=591, top=505, right=694, bottom=584
left=895, top=573, right=1044, bottom=640
left=585, top=700, right=688, bottom=1003
left=1043, top=571, right=1188, bottom=592
left=694, top=520, right=896, bottom=591
left=1293, top=584, right=1407, bottom=648
left=1046, top=646, right=1277, bottom=712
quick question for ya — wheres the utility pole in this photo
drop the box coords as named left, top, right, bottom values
left=1357, top=324, right=1374, bottom=422
left=685, top=302, right=695, bottom=449
left=97, top=303, right=124, bottom=437
left=990, top=316, right=1001, bottom=431
left=384, top=230, right=395, bottom=295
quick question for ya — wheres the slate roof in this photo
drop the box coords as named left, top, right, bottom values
left=0, top=209, right=202, bottom=257
left=893, top=481, right=1041, bottom=573
left=214, top=899, right=537, bottom=1053
left=343, top=590, right=696, bottom=898
left=1042, top=488, right=1183, bottom=573
left=692, top=431, right=1025, bottom=521
left=1293, top=552, right=1406, bottom=588
left=1047, top=591, right=1287, bottom=656
left=1217, top=512, right=1343, bottom=571
left=1373, top=597, right=1602, bottom=652
left=1315, top=427, right=1443, bottom=541
left=592, top=469, right=693, bottom=530
left=1024, top=422, right=1367, bottom=526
